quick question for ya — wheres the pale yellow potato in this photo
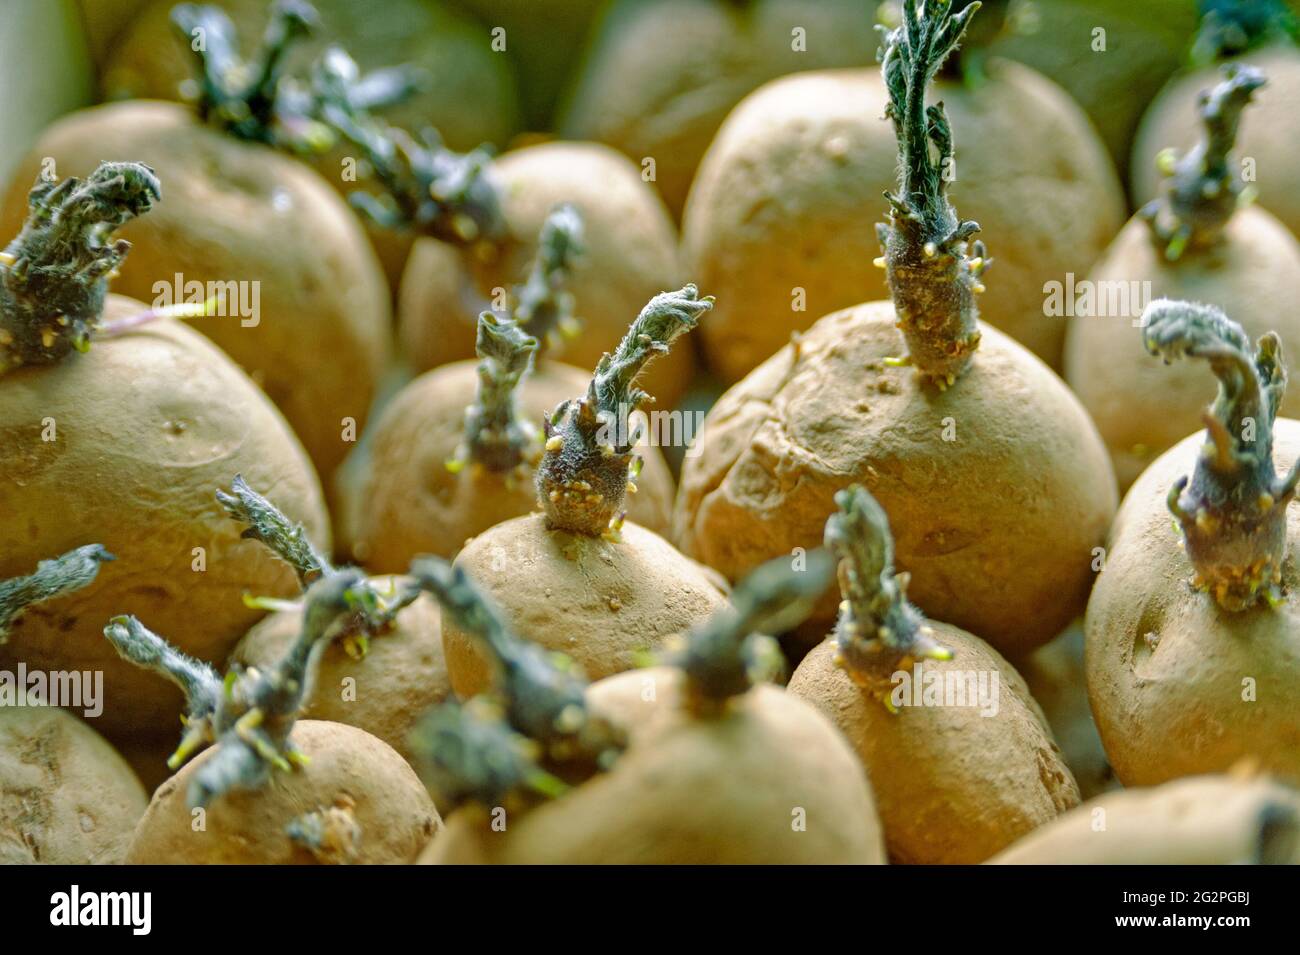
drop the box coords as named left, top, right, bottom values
left=0, top=101, right=392, bottom=503
left=1086, top=422, right=1300, bottom=787
left=444, top=514, right=727, bottom=698
left=0, top=295, right=328, bottom=738
left=422, top=670, right=885, bottom=864
left=789, top=624, right=1079, bottom=864
left=682, top=59, right=1124, bottom=381
left=0, top=706, right=147, bottom=864
left=126, top=720, right=439, bottom=864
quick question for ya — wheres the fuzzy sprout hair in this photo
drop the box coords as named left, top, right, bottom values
left=874, top=0, right=990, bottom=389
left=308, top=44, right=504, bottom=246
left=1141, top=298, right=1300, bottom=611
left=1141, top=63, right=1267, bottom=261
left=447, top=203, right=585, bottom=477
left=0, top=545, right=114, bottom=644
left=825, top=486, right=953, bottom=710
left=0, top=161, right=160, bottom=374
left=104, top=568, right=375, bottom=808
left=537, top=284, right=712, bottom=539
left=217, top=474, right=418, bottom=657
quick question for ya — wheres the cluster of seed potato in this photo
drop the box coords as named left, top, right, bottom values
left=1, top=0, right=1299, bottom=866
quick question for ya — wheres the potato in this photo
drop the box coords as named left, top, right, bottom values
left=674, top=303, right=1117, bottom=656
left=0, top=100, right=391, bottom=503
left=101, top=0, right=521, bottom=290
left=0, top=294, right=328, bottom=738
left=230, top=581, right=449, bottom=765
left=445, top=514, right=727, bottom=697
left=990, top=773, right=1300, bottom=864
left=791, top=629, right=1078, bottom=863
left=1086, top=420, right=1300, bottom=787
left=423, top=670, right=884, bottom=864
left=347, top=359, right=675, bottom=572
left=1066, top=208, right=1300, bottom=489
left=398, top=141, right=692, bottom=409
left=125, top=720, right=438, bottom=864
left=0, top=706, right=147, bottom=864
left=560, top=0, right=878, bottom=220
left=682, top=58, right=1124, bottom=381
left=1133, top=45, right=1300, bottom=246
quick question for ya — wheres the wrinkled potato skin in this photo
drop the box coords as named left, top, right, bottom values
left=1066, top=209, right=1300, bottom=490
left=230, top=583, right=448, bottom=764
left=348, top=360, right=674, bottom=572
left=1086, top=424, right=1300, bottom=787
left=444, top=514, right=727, bottom=698
left=0, top=296, right=329, bottom=738
left=125, top=720, right=439, bottom=864
left=1133, top=46, right=1300, bottom=248
left=0, top=707, right=147, bottom=864
left=683, top=60, right=1124, bottom=382
left=423, top=670, right=885, bottom=864
left=788, top=626, right=1080, bottom=864
left=991, top=774, right=1300, bottom=864
left=560, top=0, right=878, bottom=220
left=0, top=101, right=391, bottom=493
left=398, top=141, right=692, bottom=409
left=674, top=301, right=1117, bottom=656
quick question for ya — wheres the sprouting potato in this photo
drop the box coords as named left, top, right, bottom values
left=1068, top=64, right=1300, bottom=489
left=0, top=162, right=328, bottom=740
left=675, top=1, right=1117, bottom=657
left=788, top=487, right=1079, bottom=864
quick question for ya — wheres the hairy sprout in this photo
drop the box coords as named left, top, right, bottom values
left=0, top=162, right=159, bottom=374
left=1141, top=64, right=1267, bottom=260
left=667, top=551, right=836, bottom=714
left=310, top=45, right=504, bottom=246
left=448, top=205, right=585, bottom=475
left=409, top=556, right=623, bottom=768
left=217, top=475, right=417, bottom=657
left=875, top=0, right=989, bottom=387
left=286, top=796, right=362, bottom=864
left=408, top=698, right=569, bottom=811
left=0, top=545, right=113, bottom=644
left=1142, top=298, right=1300, bottom=610
left=537, top=284, right=711, bottom=538
left=825, top=486, right=953, bottom=709
left=104, top=569, right=372, bottom=807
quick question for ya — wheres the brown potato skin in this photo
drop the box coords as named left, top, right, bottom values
left=422, top=669, right=885, bottom=864
left=674, top=301, right=1118, bottom=656
left=1133, top=45, right=1300, bottom=250
left=0, top=296, right=328, bottom=738
left=788, top=627, right=1080, bottom=864
left=230, top=582, right=448, bottom=765
left=1066, top=208, right=1300, bottom=490
left=990, top=774, right=1300, bottom=864
left=0, top=100, right=392, bottom=498
left=0, top=706, right=147, bottom=864
left=1086, top=423, right=1300, bottom=788
left=398, top=141, right=692, bottom=410
left=125, top=720, right=438, bottom=864
left=682, top=60, right=1124, bottom=382
left=445, top=514, right=727, bottom=698
left=347, top=360, right=674, bottom=572
left=560, top=0, right=878, bottom=220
